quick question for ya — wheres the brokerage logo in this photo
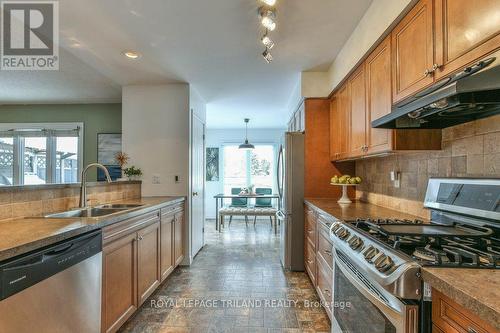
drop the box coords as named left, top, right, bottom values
left=1, top=1, right=59, bottom=70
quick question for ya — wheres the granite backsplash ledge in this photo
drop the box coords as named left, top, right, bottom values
left=0, top=181, right=141, bottom=221
left=355, top=114, right=500, bottom=219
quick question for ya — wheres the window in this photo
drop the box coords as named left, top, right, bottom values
left=223, top=144, right=275, bottom=195
left=0, top=123, right=83, bottom=186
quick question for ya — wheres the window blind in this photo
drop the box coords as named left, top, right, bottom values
left=0, top=127, right=80, bottom=138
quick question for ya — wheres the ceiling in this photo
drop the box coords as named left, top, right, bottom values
left=0, top=0, right=373, bottom=128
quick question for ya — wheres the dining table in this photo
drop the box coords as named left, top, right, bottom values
left=213, top=193, right=281, bottom=231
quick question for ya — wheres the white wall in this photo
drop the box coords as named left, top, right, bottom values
left=122, top=84, right=190, bottom=197
left=300, top=0, right=416, bottom=97
left=122, top=83, right=207, bottom=266
left=205, top=128, right=284, bottom=218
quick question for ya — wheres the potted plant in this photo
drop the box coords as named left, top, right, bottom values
left=123, top=166, right=143, bottom=181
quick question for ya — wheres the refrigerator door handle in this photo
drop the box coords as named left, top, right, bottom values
left=277, top=145, right=283, bottom=198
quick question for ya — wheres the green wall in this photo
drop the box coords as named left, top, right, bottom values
left=0, top=104, right=122, bottom=181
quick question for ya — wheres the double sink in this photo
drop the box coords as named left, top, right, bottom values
left=44, top=204, right=144, bottom=218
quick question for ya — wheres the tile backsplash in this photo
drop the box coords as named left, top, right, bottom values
left=0, top=181, right=141, bottom=221
left=355, top=114, right=500, bottom=218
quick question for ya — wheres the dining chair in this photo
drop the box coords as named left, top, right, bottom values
left=229, top=187, right=249, bottom=225
left=254, top=187, right=274, bottom=226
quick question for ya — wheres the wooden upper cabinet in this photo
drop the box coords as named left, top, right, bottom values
left=137, top=221, right=161, bottom=306
left=329, top=97, right=340, bottom=160
left=336, top=84, right=350, bottom=160
left=434, top=0, right=500, bottom=79
left=348, top=65, right=367, bottom=158
left=392, top=0, right=435, bottom=103
left=365, top=36, right=393, bottom=154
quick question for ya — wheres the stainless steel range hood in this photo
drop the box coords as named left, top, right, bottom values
left=372, top=55, right=500, bottom=129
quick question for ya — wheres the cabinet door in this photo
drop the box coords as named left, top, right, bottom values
left=329, top=96, right=341, bottom=160
left=160, top=212, right=175, bottom=281
left=348, top=65, right=367, bottom=158
left=102, top=233, right=137, bottom=333
left=137, top=220, right=161, bottom=305
left=366, top=36, right=393, bottom=154
left=337, top=83, right=351, bottom=160
left=174, top=211, right=184, bottom=265
left=434, top=0, right=500, bottom=79
left=299, top=102, right=306, bottom=132
left=392, top=0, right=434, bottom=103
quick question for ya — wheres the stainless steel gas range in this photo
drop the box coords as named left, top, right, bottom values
left=329, top=178, right=500, bottom=333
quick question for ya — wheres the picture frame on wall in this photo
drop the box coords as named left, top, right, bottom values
left=97, top=133, right=122, bottom=181
left=206, top=147, right=219, bottom=181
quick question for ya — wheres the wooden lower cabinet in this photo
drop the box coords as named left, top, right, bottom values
left=102, top=202, right=185, bottom=333
left=102, top=232, right=138, bottom=333
left=304, top=203, right=334, bottom=321
left=305, top=239, right=316, bottom=285
left=316, top=254, right=333, bottom=320
left=174, top=210, right=184, bottom=265
left=160, top=211, right=175, bottom=281
left=137, top=222, right=161, bottom=305
left=432, top=288, right=499, bottom=333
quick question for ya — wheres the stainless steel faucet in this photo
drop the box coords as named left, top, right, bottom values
left=79, top=163, right=112, bottom=208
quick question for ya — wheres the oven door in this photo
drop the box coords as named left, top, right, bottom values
left=331, top=250, right=419, bottom=333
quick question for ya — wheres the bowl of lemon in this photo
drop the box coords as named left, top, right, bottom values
left=330, top=175, right=362, bottom=204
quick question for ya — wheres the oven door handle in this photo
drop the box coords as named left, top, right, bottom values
left=333, top=250, right=412, bottom=331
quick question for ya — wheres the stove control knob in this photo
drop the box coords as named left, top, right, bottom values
left=330, top=223, right=343, bottom=234
left=363, top=245, right=379, bottom=261
left=334, top=226, right=349, bottom=240
left=339, top=229, right=350, bottom=240
left=374, top=255, right=394, bottom=273
left=347, top=236, right=364, bottom=251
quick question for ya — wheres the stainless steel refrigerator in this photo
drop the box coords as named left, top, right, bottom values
left=276, top=132, right=305, bottom=271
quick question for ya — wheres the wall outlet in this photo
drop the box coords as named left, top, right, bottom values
left=152, top=174, right=161, bottom=184
left=390, top=171, right=401, bottom=188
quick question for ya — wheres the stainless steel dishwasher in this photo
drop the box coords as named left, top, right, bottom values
left=0, top=230, right=102, bottom=333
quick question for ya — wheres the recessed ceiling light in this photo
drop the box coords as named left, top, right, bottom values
left=260, top=0, right=277, bottom=6
left=122, top=51, right=141, bottom=59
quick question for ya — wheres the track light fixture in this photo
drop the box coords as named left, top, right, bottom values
left=257, top=3, right=277, bottom=63
left=259, top=7, right=276, bottom=31
left=260, top=0, right=277, bottom=5
left=261, top=32, right=274, bottom=49
left=262, top=48, right=273, bottom=63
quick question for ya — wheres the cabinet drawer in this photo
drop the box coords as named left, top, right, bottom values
left=305, top=208, right=317, bottom=248
left=316, top=255, right=333, bottom=320
left=432, top=289, right=498, bottom=333
left=161, top=202, right=184, bottom=217
left=103, top=211, right=160, bottom=245
left=305, top=240, right=316, bottom=285
left=317, top=230, right=334, bottom=270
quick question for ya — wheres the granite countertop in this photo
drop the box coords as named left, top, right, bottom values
left=422, top=268, right=500, bottom=330
left=305, top=198, right=500, bottom=330
left=0, top=196, right=185, bottom=262
left=304, top=198, right=423, bottom=221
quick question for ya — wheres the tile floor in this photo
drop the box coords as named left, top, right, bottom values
left=119, top=218, right=331, bottom=333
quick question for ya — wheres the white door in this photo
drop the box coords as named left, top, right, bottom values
left=191, top=112, right=205, bottom=257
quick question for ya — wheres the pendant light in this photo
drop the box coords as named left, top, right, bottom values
left=239, top=118, right=255, bottom=150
